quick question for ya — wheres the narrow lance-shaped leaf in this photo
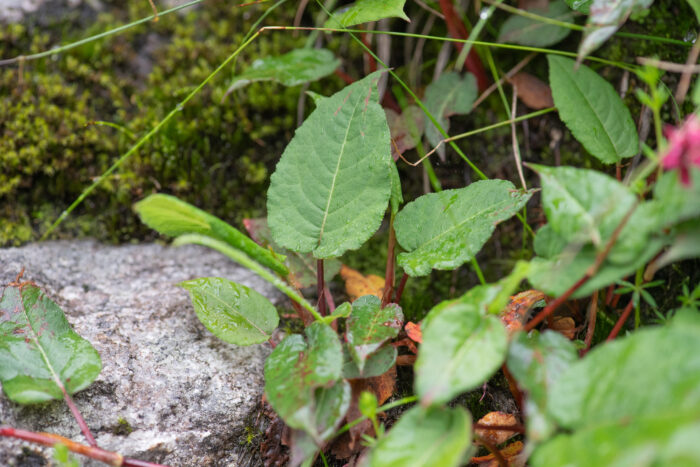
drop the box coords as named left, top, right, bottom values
left=395, top=180, right=532, bottom=277
left=548, top=55, right=638, bottom=164
left=498, top=0, right=574, bottom=47
left=366, top=406, right=473, bottom=467
left=346, top=295, right=403, bottom=373
left=226, top=49, right=340, bottom=93
left=0, top=283, right=101, bottom=404
left=267, top=71, right=393, bottom=258
left=179, top=277, right=279, bottom=346
left=134, top=194, right=288, bottom=276
left=325, top=0, right=409, bottom=28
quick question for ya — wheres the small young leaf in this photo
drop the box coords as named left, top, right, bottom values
left=366, top=405, right=473, bottom=467
left=179, top=277, right=279, bottom=346
left=342, top=343, right=397, bottom=379
left=267, top=71, right=393, bottom=258
left=416, top=297, right=508, bottom=406
left=346, top=295, right=403, bottom=373
left=227, top=48, right=339, bottom=93
left=395, top=180, right=532, bottom=277
left=548, top=55, right=638, bottom=164
left=498, top=0, right=574, bottom=47
left=564, top=0, right=593, bottom=13
left=0, top=283, right=101, bottom=404
left=325, top=0, right=409, bottom=28
left=424, top=72, right=478, bottom=158
left=264, top=323, right=343, bottom=436
left=134, top=194, right=287, bottom=275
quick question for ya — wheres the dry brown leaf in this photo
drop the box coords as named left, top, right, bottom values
left=340, top=265, right=385, bottom=301
left=508, top=72, right=554, bottom=110
left=405, top=321, right=422, bottom=343
left=550, top=316, right=577, bottom=339
left=500, top=290, right=546, bottom=336
left=472, top=441, right=525, bottom=467
left=386, top=106, right=425, bottom=161
left=475, top=412, right=519, bottom=447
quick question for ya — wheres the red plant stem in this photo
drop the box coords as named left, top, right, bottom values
left=60, top=386, right=97, bottom=447
left=362, top=32, right=378, bottom=73
left=610, top=289, right=623, bottom=308
left=607, top=299, right=635, bottom=341
left=0, top=426, right=169, bottom=467
left=437, top=0, right=489, bottom=91
left=605, top=284, right=615, bottom=306
left=581, top=290, right=599, bottom=356
left=324, top=287, right=336, bottom=314
left=525, top=276, right=588, bottom=332
left=394, top=273, right=409, bottom=304
left=334, top=69, right=354, bottom=85
left=501, top=364, right=523, bottom=410
left=317, top=259, right=326, bottom=316
left=475, top=434, right=508, bottom=467
left=381, top=224, right=397, bottom=307
left=473, top=423, right=526, bottom=434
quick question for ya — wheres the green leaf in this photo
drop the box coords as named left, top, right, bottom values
left=507, top=331, right=578, bottom=441
left=342, top=343, right=397, bottom=379
left=577, top=0, right=655, bottom=62
left=547, top=55, right=638, bottom=164
left=652, top=167, right=700, bottom=228
left=178, top=277, right=278, bottom=346
left=498, top=0, right=574, bottom=47
left=415, top=296, right=508, bottom=406
left=323, top=302, right=352, bottom=326
left=366, top=405, right=473, bottom=467
left=227, top=49, right=339, bottom=93
left=346, top=295, right=403, bottom=373
left=424, top=72, right=478, bottom=158
left=325, top=0, right=409, bottom=28
left=0, top=283, right=101, bottom=404
left=564, top=0, right=593, bottom=13
left=134, top=194, right=287, bottom=276
left=688, top=0, right=700, bottom=22
left=264, top=323, right=343, bottom=437
left=243, top=218, right=341, bottom=288
left=395, top=180, right=532, bottom=277
left=389, top=160, right=403, bottom=216
left=267, top=71, right=393, bottom=258
left=531, top=165, right=637, bottom=247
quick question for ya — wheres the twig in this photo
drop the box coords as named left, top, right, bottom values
left=147, top=0, right=159, bottom=21
left=474, top=434, right=508, bottom=467
left=510, top=85, right=527, bottom=190
left=637, top=55, right=700, bottom=74
left=60, top=387, right=97, bottom=447
left=414, top=0, right=445, bottom=19
left=471, top=53, right=535, bottom=110
left=674, top=34, right=700, bottom=104
left=606, top=299, right=635, bottom=341
left=581, top=290, right=599, bottom=356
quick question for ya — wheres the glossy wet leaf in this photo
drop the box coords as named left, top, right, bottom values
left=264, top=323, right=343, bottom=436
left=424, top=72, right=478, bottom=159
left=366, top=405, right=473, bottom=467
left=346, top=295, right=403, bottom=373
left=227, top=48, right=339, bottom=93
left=577, top=0, right=654, bottom=62
left=548, top=55, right=638, bottom=164
left=134, top=194, right=287, bottom=276
left=507, top=330, right=578, bottom=441
left=267, top=71, right=392, bottom=258
left=179, top=277, right=278, bottom=346
left=342, top=342, right=397, bottom=379
left=564, top=0, right=592, bottom=13
left=416, top=296, right=508, bottom=406
left=0, top=283, right=101, bottom=404
left=498, top=0, right=573, bottom=47
left=326, top=0, right=409, bottom=28
left=243, top=218, right=341, bottom=288
left=395, top=180, right=532, bottom=277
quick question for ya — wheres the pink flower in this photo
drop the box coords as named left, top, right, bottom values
left=662, top=114, right=700, bottom=186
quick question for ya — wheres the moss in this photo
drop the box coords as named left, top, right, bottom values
left=111, top=417, right=133, bottom=436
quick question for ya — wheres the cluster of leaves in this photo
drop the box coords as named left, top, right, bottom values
left=2, top=0, right=700, bottom=466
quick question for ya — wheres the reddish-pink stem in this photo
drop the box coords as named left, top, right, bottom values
left=581, top=290, right=599, bottom=356
left=394, top=273, right=409, bottom=304
left=607, top=299, right=635, bottom=341
left=60, top=386, right=97, bottom=447
left=317, top=259, right=326, bottom=316
left=382, top=224, right=396, bottom=307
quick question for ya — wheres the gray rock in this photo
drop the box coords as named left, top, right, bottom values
left=0, top=240, right=281, bottom=466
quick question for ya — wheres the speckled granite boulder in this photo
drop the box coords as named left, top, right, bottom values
left=0, top=240, right=281, bottom=466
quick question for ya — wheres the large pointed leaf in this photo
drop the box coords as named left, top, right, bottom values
left=267, top=71, right=392, bottom=258
left=415, top=295, right=508, bottom=406
left=424, top=72, right=478, bottom=158
left=366, top=405, right=473, bottom=467
left=134, top=194, right=288, bottom=276
left=577, top=0, right=655, bottom=62
left=264, top=323, right=343, bottom=436
left=227, top=49, right=340, bottom=93
left=0, top=283, right=101, bottom=404
left=325, top=0, right=409, bottom=28
left=548, top=55, right=638, bottom=164
left=346, top=295, right=403, bottom=373
left=498, top=0, right=574, bottom=47
left=179, top=277, right=278, bottom=346
left=243, top=218, right=341, bottom=288
left=395, top=180, right=532, bottom=277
